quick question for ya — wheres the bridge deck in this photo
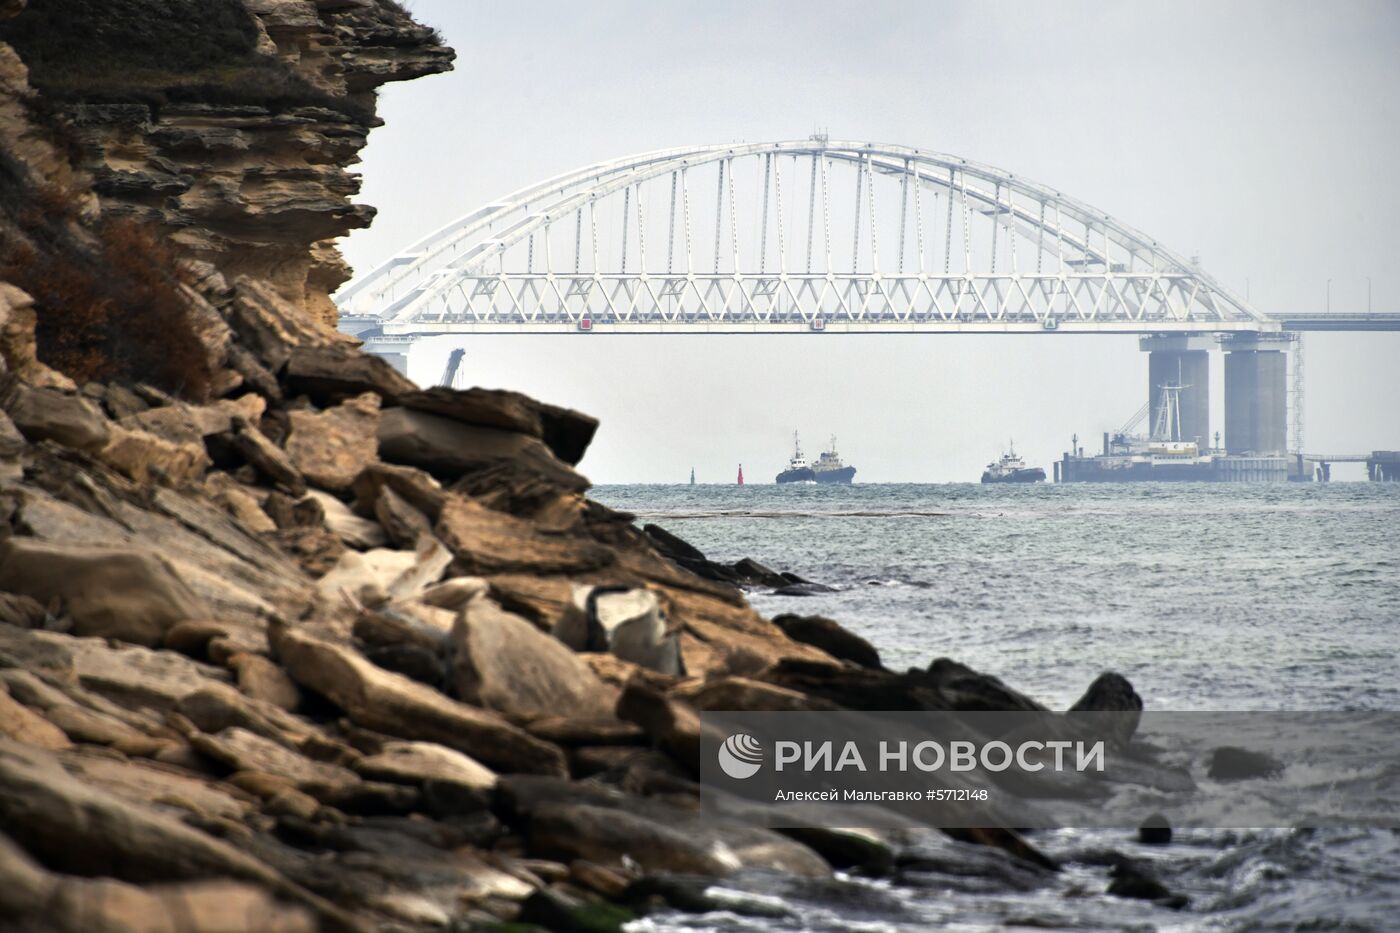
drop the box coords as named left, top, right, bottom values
left=1274, top=313, right=1400, bottom=331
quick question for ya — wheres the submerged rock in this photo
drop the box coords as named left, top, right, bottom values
left=624, top=873, right=794, bottom=919
left=517, top=885, right=636, bottom=933
left=1138, top=813, right=1173, bottom=845
left=1107, top=858, right=1189, bottom=909
left=1207, top=746, right=1284, bottom=782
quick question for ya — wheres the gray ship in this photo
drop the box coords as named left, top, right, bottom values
left=776, top=433, right=856, bottom=484
left=1059, top=371, right=1287, bottom=482
left=981, top=444, right=1046, bottom=483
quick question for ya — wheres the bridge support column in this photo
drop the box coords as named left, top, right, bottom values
left=373, top=351, right=410, bottom=377
left=1221, top=334, right=1290, bottom=456
left=1369, top=452, right=1400, bottom=481
left=358, top=336, right=415, bottom=379
left=1140, top=335, right=1211, bottom=446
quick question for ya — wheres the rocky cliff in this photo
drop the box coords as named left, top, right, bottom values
left=0, top=0, right=452, bottom=328
left=0, top=4, right=1170, bottom=931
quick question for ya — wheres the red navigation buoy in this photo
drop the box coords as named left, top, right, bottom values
left=737, top=463, right=744, bottom=485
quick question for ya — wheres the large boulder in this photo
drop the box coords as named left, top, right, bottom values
left=231, top=419, right=306, bottom=497
left=226, top=278, right=340, bottom=376
left=1067, top=672, right=1142, bottom=746
left=378, top=406, right=588, bottom=490
left=0, top=382, right=110, bottom=452
left=925, top=658, right=1047, bottom=712
left=356, top=741, right=497, bottom=791
left=188, top=727, right=359, bottom=790
left=1206, top=746, right=1283, bottom=782
left=373, top=485, right=434, bottom=547
left=554, top=586, right=685, bottom=676
left=435, top=497, right=614, bottom=575
left=285, top=393, right=381, bottom=493
left=397, top=386, right=599, bottom=466
left=450, top=596, right=616, bottom=721
left=351, top=462, right=448, bottom=523
left=305, top=491, right=387, bottom=549
left=772, top=614, right=882, bottom=670
left=0, top=540, right=210, bottom=647
left=282, top=344, right=416, bottom=406
left=227, top=654, right=302, bottom=712
left=272, top=624, right=567, bottom=776
left=123, top=396, right=266, bottom=446
left=315, top=540, right=452, bottom=607
left=533, top=400, right=600, bottom=467
left=615, top=680, right=701, bottom=774
left=397, top=386, right=545, bottom=437
left=96, top=423, right=209, bottom=486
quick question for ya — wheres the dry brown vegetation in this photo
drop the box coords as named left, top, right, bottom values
left=0, top=164, right=213, bottom=398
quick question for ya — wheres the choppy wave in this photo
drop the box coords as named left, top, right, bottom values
left=629, top=509, right=952, bottom=519
left=596, top=481, right=1400, bottom=930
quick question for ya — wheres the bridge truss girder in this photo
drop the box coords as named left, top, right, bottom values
left=338, top=140, right=1274, bottom=336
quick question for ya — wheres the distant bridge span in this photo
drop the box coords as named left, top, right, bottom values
left=336, top=139, right=1288, bottom=340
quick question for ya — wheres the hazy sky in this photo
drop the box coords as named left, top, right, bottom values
left=341, top=0, right=1400, bottom=483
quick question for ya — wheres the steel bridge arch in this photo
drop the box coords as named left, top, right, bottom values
left=337, top=140, right=1270, bottom=334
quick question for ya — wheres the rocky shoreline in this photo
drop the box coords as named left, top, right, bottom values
left=0, top=277, right=1188, bottom=931
left=0, top=2, right=1189, bottom=930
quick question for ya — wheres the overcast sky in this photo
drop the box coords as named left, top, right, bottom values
left=341, top=0, right=1400, bottom=483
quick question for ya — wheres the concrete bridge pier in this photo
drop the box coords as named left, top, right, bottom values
left=356, top=333, right=415, bottom=378
left=373, top=351, right=410, bottom=376
left=1140, top=335, right=1211, bottom=446
left=1370, top=452, right=1400, bottom=481
left=1221, top=333, right=1290, bottom=455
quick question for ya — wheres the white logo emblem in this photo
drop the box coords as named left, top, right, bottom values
left=718, top=733, right=764, bottom=779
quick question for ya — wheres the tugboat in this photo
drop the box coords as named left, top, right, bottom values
left=981, top=442, right=1046, bottom=484
left=811, top=436, right=856, bottom=484
left=775, top=433, right=815, bottom=484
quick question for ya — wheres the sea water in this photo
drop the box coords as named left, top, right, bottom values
left=593, top=482, right=1400, bottom=930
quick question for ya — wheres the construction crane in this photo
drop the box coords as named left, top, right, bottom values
left=1112, top=400, right=1150, bottom=448
left=439, top=348, right=466, bottom=388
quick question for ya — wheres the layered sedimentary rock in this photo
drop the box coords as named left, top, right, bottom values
left=0, top=0, right=453, bottom=327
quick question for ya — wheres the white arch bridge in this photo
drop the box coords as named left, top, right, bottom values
left=335, top=139, right=1392, bottom=346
